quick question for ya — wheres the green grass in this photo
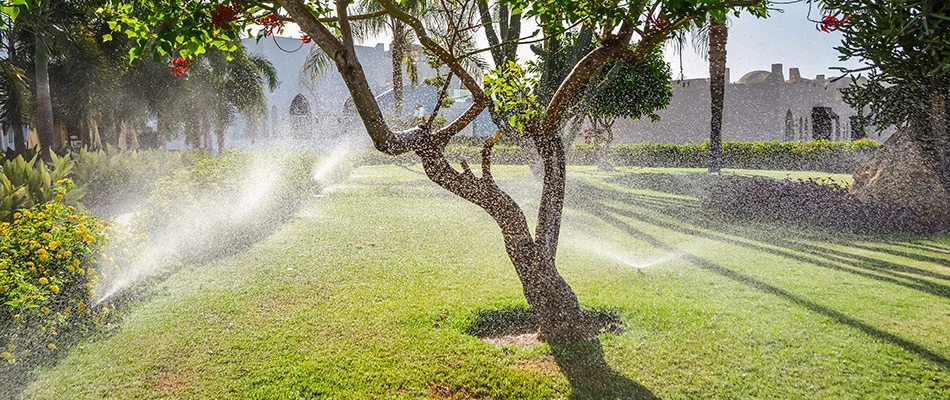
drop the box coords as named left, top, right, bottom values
left=19, top=165, right=950, bottom=399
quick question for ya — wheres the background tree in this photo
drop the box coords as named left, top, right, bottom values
left=820, top=0, right=950, bottom=214
left=583, top=50, right=673, bottom=170
left=103, top=0, right=767, bottom=343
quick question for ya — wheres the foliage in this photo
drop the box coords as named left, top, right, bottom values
left=135, top=150, right=332, bottom=265
left=702, top=176, right=935, bottom=232
left=0, top=191, right=119, bottom=364
left=69, top=147, right=187, bottom=216
left=822, top=0, right=950, bottom=133
left=586, top=49, right=672, bottom=124
left=0, top=154, right=81, bottom=221
left=483, top=61, right=542, bottom=133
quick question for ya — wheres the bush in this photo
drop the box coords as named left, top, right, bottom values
left=70, top=147, right=186, bottom=216
left=355, top=140, right=879, bottom=173
left=0, top=190, right=118, bottom=363
left=0, top=154, right=80, bottom=221
left=134, top=151, right=328, bottom=265
left=700, top=176, right=936, bottom=233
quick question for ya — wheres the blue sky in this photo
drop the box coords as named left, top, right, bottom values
left=663, top=2, right=867, bottom=80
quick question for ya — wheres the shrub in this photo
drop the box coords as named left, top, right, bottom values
left=0, top=154, right=80, bottom=221
left=0, top=187, right=118, bottom=363
left=700, top=176, right=935, bottom=233
left=70, top=147, right=186, bottom=216
left=134, top=151, right=327, bottom=266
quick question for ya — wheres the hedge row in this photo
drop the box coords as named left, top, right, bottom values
left=360, top=139, right=881, bottom=173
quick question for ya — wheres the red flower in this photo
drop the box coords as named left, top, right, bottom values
left=259, top=13, right=284, bottom=37
left=210, top=2, right=241, bottom=30
left=300, top=34, right=311, bottom=44
left=169, top=56, right=193, bottom=77
left=817, top=14, right=851, bottom=33
left=648, top=13, right=668, bottom=30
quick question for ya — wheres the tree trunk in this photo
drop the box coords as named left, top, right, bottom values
left=707, top=18, right=728, bottom=173
left=416, top=136, right=586, bottom=343
left=7, top=27, right=25, bottom=156
left=391, top=19, right=405, bottom=121
left=34, top=33, right=56, bottom=161
left=931, top=78, right=949, bottom=197
left=215, top=123, right=226, bottom=153
left=11, top=109, right=25, bottom=156
left=79, top=119, right=91, bottom=148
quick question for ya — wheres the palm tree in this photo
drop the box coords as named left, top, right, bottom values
left=707, top=17, right=728, bottom=173
left=0, top=18, right=31, bottom=156
left=674, top=17, right=729, bottom=173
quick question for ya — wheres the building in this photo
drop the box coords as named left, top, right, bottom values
left=612, top=63, right=887, bottom=144
left=232, top=36, right=481, bottom=149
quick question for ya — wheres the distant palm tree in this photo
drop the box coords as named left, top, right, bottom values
left=0, top=20, right=31, bottom=156
left=674, top=17, right=729, bottom=173
left=707, top=18, right=728, bottom=173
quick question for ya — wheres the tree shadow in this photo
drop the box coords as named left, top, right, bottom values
left=466, top=307, right=659, bottom=399
left=551, top=339, right=660, bottom=400
left=565, top=179, right=950, bottom=369
left=567, top=179, right=950, bottom=300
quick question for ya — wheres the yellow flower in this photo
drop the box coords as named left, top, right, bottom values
left=55, top=178, right=70, bottom=185
left=38, top=277, right=49, bottom=285
left=1, top=351, right=11, bottom=360
left=50, top=285, right=59, bottom=294
left=63, top=250, right=72, bottom=258
left=49, top=241, right=59, bottom=250
left=12, top=212, right=21, bottom=219
left=87, top=267, right=95, bottom=275
left=41, top=233, right=52, bottom=240
left=83, top=234, right=94, bottom=243
left=78, top=268, right=85, bottom=276
left=22, top=210, right=31, bottom=217
left=47, top=343, right=56, bottom=350
left=55, top=194, right=63, bottom=201
left=72, top=259, right=81, bottom=268
left=41, top=307, right=50, bottom=314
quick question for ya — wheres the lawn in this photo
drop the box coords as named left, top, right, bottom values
left=19, top=165, right=950, bottom=399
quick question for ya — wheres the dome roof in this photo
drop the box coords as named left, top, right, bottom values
left=737, top=70, right=772, bottom=84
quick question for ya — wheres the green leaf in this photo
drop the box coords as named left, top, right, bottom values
left=102, top=33, right=113, bottom=42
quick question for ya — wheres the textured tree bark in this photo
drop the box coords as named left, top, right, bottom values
left=34, top=33, right=56, bottom=160
left=7, top=28, right=25, bottom=155
left=416, top=137, right=586, bottom=342
left=391, top=19, right=405, bottom=121
left=930, top=78, right=949, bottom=198
left=707, top=18, right=728, bottom=173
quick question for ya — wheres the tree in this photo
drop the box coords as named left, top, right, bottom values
left=707, top=18, right=727, bottom=173
left=584, top=50, right=673, bottom=169
left=819, top=1, right=950, bottom=213
left=103, top=0, right=767, bottom=343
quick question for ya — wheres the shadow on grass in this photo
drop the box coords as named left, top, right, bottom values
left=568, top=179, right=950, bottom=300
left=566, top=177, right=950, bottom=370
left=466, top=307, right=659, bottom=399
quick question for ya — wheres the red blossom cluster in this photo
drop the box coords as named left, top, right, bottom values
left=259, top=13, right=284, bottom=37
left=210, top=2, right=242, bottom=30
left=648, top=13, right=669, bottom=31
left=300, top=34, right=311, bottom=44
left=817, top=14, right=851, bottom=32
left=169, top=56, right=193, bottom=76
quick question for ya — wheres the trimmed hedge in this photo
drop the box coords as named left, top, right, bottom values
left=358, top=140, right=880, bottom=173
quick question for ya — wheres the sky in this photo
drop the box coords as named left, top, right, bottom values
left=273, top=2, right=868, bottom=82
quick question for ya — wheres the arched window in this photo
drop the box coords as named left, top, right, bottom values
left=289, top=94, right=311, bottom=116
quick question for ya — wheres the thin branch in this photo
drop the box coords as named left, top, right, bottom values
left=317, top=9, right=387, bottom=23
left=426, top=72, right=454, bottom=128
left=481, top=129, right=502, bottom=181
